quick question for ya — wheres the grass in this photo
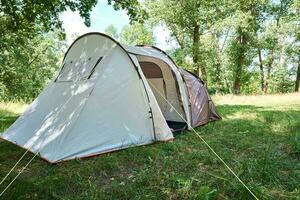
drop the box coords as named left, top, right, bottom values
left=0, top=93, right=299, bottom=199
left=0, top=102, right=27, bottom=133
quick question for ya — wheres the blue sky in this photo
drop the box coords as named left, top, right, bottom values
left=60, top=0, right=174, bottom=49
left=89, top=1, right=130, bottom=32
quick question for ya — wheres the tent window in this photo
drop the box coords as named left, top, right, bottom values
left=88, top=57, right=103, bottom=79
left=140, top=62, right=163, bottom=79
left=55, top=56, right=103, bottom=82
left=55, top=62, right=76, bottom=82
left=55, top=63, right=66, bottom=82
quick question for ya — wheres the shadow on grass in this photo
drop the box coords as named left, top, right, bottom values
left=0, top=104, right=299, bottom=199
left=216, top=104, right=264, bottom=118
left=0, top=109, right=19, bottom=133
left=182, top=104, right=300, bottom=198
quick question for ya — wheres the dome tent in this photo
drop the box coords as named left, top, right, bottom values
left=1, top=32, right=221, bottom=163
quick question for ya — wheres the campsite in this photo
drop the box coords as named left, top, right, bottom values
left=1, top=0, right=300, bottom=199
left=0, top=94, right=299, bottom=199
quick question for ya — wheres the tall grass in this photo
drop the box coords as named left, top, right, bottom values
left=213, top=92, right=300, bottom=106
left=0, top=93, right=299, bottom=199
left=0, top=101, right=28, bottom=115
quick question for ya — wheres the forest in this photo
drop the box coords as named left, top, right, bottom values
left=1, top=0, right=299, bottom=102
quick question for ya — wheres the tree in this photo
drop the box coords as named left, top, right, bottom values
left=0, top=0, right=148, bottom=101
left=0, top=0, right=147, bottom=34
left=199, top=30, right=229, bottom=93
left=144, top=0, right=298, bottom=95
left=0, top=32, right=66, bottom=101
left=2, top=0, right=298, bottom=98
left=120, top=23, right=155, bottom=45
left=223, top=0, right=270, bottom=94
left=107, top=0, right=148, bottom=23
left=104, top=25, right=119, bottom=40
left=146, top=0, right=226, bottom=82
left=289, top=0, right=300, bottom=92
left=296, top=58, right=300, bottom=92
left=263, top=0, right=293, bottom=93
left=105, top=23, right=155, bottom=45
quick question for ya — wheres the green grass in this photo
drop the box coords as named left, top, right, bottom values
left=0, top=93, right=299, bottom=199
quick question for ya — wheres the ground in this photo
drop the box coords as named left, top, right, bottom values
left=0, top=93, right=299, bottom=200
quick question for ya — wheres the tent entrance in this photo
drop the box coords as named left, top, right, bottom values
left=166, top=121, right=187, bottom=132
left=138, top=56, right=187, bottom=130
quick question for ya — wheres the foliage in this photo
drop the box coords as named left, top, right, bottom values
left=146, top=0, right=300, bottom=94
left=146, top=0, right=226, bottom=82
left=107, top=0, right=148, bottom=23
left=120, top=23, right=155, bottom=45
left=0, top=94, right=299, bottom=199
left=0, top=0, right=299, bottom=100
left=0, top=0, right=147, bottom=35
left=0, top=0, right=148, bottom=101
left=0, top=0, right=97, bottom=40
left=104, top=24, right=119, bottom=40
left=104, top=23, right=155, bottom=45
left=0, top=32, right=65, bottom=102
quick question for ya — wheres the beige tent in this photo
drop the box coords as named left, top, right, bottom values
left=1, top=32, right=221, bottom=163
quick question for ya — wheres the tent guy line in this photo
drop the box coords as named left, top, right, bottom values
left=0, top=153, right=38, bottom=197
left=0, top=150, right=29, bottom=186
left=0, top=94, right=74, bottom=185
left=0, top=47, right=53, bottom=187
left=0, top=32, right=222, bottom=196
left=0, top=83, right=259, bottom=200
left=1, top=32, right=221, bottom=163
left=0, top=81, right=89, bottom=197
left=0, top=81, right=259, bottom=199
left=148, top=81, right=260, bottom=200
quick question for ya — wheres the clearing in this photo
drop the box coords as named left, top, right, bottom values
left=0, top=93, right=299, bottom=199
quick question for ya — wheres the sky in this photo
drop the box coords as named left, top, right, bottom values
left=60, top=0, right=174, bottom=50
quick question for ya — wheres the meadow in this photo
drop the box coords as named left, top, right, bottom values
left=0, top=93, right=299, bottom=199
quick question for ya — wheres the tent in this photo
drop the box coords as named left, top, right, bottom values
left=1, top=32, right=221, bottom=163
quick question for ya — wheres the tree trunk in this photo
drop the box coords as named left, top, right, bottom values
left=233, top=28, right=246, bottom=94
left=192, top=23, right=200, bottom=76
left=264, top=49, right=273, bottom=94
left=213, top=32, right=222, bottom=93
left=200, top=62, right=207, bottom=83
left=258, top=48, right=265, bottom=92
left=295, top=56, right=300, bottom=92
left=263, top=2, right=282, bottom=93
left=192, top=23, right=207, bottom=82
left=233, top=62, right=242, bottom=94
left=174, top=33, right=185, bottom=49
left=214, top=62, right=221, bottom=93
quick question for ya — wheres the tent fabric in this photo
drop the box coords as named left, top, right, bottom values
left=125, top=45, right=192, bottom=128
left=136, top=55, right=186, bottom=123
left=129, top=55, right=173, bottom=141
left=179, top=69, right=221, bottom=127
left=1, top=32, right=220, bottom=163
